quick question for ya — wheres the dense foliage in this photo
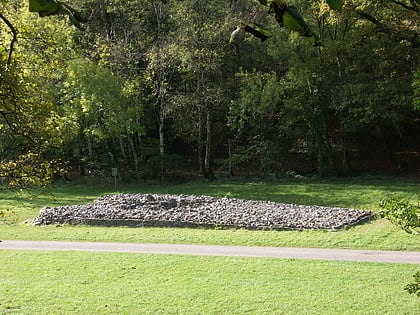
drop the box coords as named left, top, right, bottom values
left=1, top=0, right=419, bottom=182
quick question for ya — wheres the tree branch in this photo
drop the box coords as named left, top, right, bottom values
left=357, top=11, right=387, bottom=32
left=357, top=10, right=419, bottom=48
left=0, top=13, right=18, bottom=67
left=0, top=110, right=37, bottom=144
left=392, top=1, right=419, bottom=13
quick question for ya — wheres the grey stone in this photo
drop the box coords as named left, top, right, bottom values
left=32, top=193, right=376, bottom=230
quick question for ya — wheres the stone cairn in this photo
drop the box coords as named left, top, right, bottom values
left=33, top=193, right=375, bottom=230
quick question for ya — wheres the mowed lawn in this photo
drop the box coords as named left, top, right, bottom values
left=0, top=177, right=419, bottom=314
left=1, top=176, right=419, bottom=250
left=1, top=250, right=419, bottom=314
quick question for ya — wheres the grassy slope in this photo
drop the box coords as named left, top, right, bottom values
left=1, top=176, right=419, bottom=251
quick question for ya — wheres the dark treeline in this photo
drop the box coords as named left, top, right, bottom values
left=0, top=0, right=419, bottom=184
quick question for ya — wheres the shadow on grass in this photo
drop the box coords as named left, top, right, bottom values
left=2, top=176, right=418, bottom=219
left=163, top=177, right=420, bottom=211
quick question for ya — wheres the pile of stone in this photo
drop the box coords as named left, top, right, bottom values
left=32, top=193, right=375, bottom=230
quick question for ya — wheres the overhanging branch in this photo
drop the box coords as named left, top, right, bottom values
left=0, top=13, right=18, bottom=67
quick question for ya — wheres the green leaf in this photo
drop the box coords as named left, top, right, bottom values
left=282, top=7, right=305, bottom=33
left=326, top=0, right=344, bottom=11
left=282, top=7, right=321, bottom=46
left=28, top=0, right=86, bottom=29
left=269, top=1, right=321, bottom=46
left=270, top=0, right=287, bottom=26
left=244, top=23, right=273, bottom=42
left=28, top=0, right=58, bottom=16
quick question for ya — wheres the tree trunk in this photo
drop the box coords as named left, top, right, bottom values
left=228, top=137, right=234, bottom=177
left=197, top=104, right=207, bottom=178
left=128, top=134, right=139, bottom=178
left=159, top=103, right=165, bottom=177
left=87, top=135, right=93, bottom=175
left=204, top=109, right=215, bottom=180
left=118, top=136, right=128, bottom=172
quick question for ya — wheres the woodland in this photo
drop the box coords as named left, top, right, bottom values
left=0, top=0, right=419, bottom=184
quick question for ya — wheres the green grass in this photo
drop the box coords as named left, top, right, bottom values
left=1, top=177, right=419, bottom=314
left=1, top=177, right=419, bottom=251
left=1, top=250, right=418, bottom=314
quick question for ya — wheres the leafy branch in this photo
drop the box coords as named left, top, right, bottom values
left=26, top=1, right=345, bottom=45
left=232, top=0, right=343, bottom=46
left=405, top=272, right=420, bottom=297
left=379, top=198, right=419, bottom=234
left=28, top=0, right=87, bottom=29
left=380, top=198, right=420, bottom=297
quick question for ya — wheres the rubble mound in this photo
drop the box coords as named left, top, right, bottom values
left=33, top=193, right=375, bottom=230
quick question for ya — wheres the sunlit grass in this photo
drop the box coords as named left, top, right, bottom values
left=0, top=250, right=418, bottom=314
left=1, top=177, right=419, bottom=314
left=1, top=176, right=419, bottom=250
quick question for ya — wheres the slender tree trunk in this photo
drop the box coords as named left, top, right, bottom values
left=128, top=134, right=139, bottom=178
left=313, top=118, right=335, bottom=176
left=306, top=77, right=334, bottom=176
left=119, top=136, right=128, bottom=168
left=204, top=109, right=215, bottom=180
left=87, top=135, right=93, bottom=175
left=228, top=137, right=233, bottom=177
left=159, top=102, right=165, bottom=177
left=197, top=104, right=207, bottom=178
left=152, top=0, right=166, bottom=179
left=342, top=137, right=349, bottom=174
left=136, top=131, right=144, bottom=162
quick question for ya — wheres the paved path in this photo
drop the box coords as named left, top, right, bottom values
left=1, top=240, right=419, bottom=264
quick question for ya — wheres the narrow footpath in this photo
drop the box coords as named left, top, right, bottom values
left=1, top=240, right=419, bottom=264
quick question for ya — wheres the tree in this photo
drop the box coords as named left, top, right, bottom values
left=227, top=0, right=419, bottom=176
left=228, top=71, right=292, bottom=174
left=1, top=1, right=72, bottom=187
left=1, top=0, right=418, bottom=183
left=58, top=57, right=145, bottom=176
left=166, top=0, right=238, bottom=179
left=143, top=0, right=178, bottom=177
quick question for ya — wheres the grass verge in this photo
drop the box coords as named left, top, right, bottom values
left=1, top=250, right=419, bottom=314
